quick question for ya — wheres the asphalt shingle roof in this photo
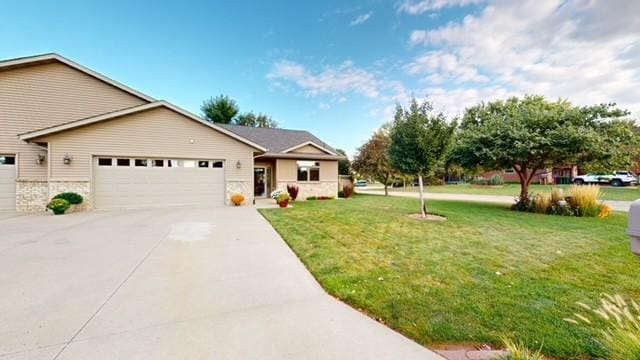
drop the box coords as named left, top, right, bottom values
left=218, top=124, right=337, bottom=154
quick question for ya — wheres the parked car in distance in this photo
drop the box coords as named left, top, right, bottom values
left=573, top=171, right=638, bottom=187
left=355, top=180, right=368, bottom=187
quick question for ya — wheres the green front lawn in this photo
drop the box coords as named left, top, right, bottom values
left=260, top=195, right=639, bottom=359
left=392, top=183, right=640, bottom=201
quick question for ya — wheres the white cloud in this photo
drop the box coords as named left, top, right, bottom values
left=318, top=102, right=331, bottom=110
left=407, top=0, right=640, bottom=115
left=349, top=12, right=372, bottom=26
left=337, top=96, right=348, bottom=103
left=398, top=0, right=484, bottom=15
left=267, top=60, right=380, bottom=98
left=404, top=51, right=488, bottom=83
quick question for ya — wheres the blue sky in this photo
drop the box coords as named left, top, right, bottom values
left=1, top=1, right=638, bottom=156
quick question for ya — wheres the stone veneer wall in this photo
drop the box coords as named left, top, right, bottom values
left=16, top=180, right=49, bottom=212
left=48, top=181, right=92, bottom=210
left=276, top=181, right=338, bottom=200
left=226, top=181, right=253, bottom=205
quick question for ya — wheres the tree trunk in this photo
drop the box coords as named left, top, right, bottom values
left=418, top=174, right=427, bottom=217
left=384, top=172, right=390, bottom=196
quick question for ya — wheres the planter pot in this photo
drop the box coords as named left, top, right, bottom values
left=632, top=237, right=640, bottom=257
left=278, top=200, right=289, bottom=208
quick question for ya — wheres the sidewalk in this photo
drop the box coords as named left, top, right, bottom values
left=358, top=189, right=632, bottom=212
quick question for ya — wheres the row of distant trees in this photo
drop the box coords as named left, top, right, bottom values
left=353, top=95, right=638, bottom=217
left=201, top=94, right=277, bottom=128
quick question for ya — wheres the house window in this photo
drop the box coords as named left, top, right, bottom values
left=117, top=158, right=130, bottom=167
left=198, top=161, right=209, bottom=168
left=152, top=159, right=164, bottom=167
left=135, top=159, right=148, bottom=167
left=97, top=158, right=112, bottom=166
left=297, top=161, right=320, bottom=182
left=212, top=161, right=223, bottom=168
left=504, top=168, right=515, bottom=173
left=0, top=155, right=16, bottom=165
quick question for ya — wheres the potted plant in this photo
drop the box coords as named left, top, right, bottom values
left=230, top=193, right=245, bottom=206
left=271, top=189, right=285, bottom=204
left=287, top=184, right=299, bottom=201
left=277, top=193, right=291, bottom=208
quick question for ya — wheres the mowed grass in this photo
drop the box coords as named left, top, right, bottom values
left=392, top=183, right=640, bottom=201
left=260, top=195, right=640, bottom=359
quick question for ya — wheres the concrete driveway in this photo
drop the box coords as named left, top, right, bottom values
left=0, top=206, right=441, bottom=360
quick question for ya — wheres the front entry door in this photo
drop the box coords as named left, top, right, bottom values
left=254, top=167, right=266, bottom=197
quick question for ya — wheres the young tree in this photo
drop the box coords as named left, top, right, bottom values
left=454, top=95, right=637, bottom=205
left=352, top=129, right=396, bottom=195
left=234, top=112, right=278, bottom=128
left=389, top=99, right=457, bottom=217
left=201, top=95, right=239, bottom=124
left=335, top=149, right=351, bottom=175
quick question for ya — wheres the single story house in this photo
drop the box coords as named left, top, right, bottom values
left=480, top=165, right=579, bottom=184
left=0, top=53, right=344, bottom=212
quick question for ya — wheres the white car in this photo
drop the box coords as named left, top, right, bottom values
left=573, top=171, right=638, bottom=187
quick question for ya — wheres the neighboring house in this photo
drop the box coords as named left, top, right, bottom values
left=480, top=165, right=578, bottom=184
left=0, top=53, right=344, bottom=212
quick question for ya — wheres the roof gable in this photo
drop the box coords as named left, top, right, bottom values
left=19, top=101, right=267, bottom=152
left=0, top=53, right=154, bottom=103
left=217, top=125, right=339, bottom=155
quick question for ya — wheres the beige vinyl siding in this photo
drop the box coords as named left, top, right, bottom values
left=275, top=159, right=338, bottom=182
left=290, top=144, right=328, bottom=154
left=38, top=107, right=255, bottom=181
left=0, top=62, right=147, bottom=180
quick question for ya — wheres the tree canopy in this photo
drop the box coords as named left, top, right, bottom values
left=335, top=149, right=351, bottom=176
left=389, top=99, right=457, bottom=215
left=201, top=95, right=239, bottom=124
left=454, top=95, right=637, bottom=203
left=235, top=112, right=278, bottom=128
left=352, top=129, right=396, bottom=195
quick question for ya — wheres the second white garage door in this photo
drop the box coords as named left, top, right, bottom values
left=94, top=157, right=225, bottom=209
left=0, top=155, right=16, bottom=211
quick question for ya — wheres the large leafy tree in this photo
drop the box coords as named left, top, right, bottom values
left=201, top=95, right=239, bottom=124
left=454, top=95, right=637, bottom=204
left=389, top=99, right=457, bottom=216
left=352, top=129, right=396, bottom=195
left=335, top=149, right=351, bottom=175
left=235, top=112, right=278, bottom=128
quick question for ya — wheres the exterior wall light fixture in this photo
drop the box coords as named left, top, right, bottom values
left=63, top=154, right=73, bottom=165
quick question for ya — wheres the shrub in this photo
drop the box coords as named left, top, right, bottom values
left=499, top=337, right=544, bottom=360
left=512, top=196, right=533, bottom=212
left=53, top=192, right=83, bottom=205
left=307, top=196, right=317, bottom=200
left=287, top=184, right=299, bottom=201
left=342, top=184, right=354, bottom=198
left=471, top=178, right=489, bottom=186
left=230, top=193, right=244, bottom=206
left=550, top=187, right=564, bottom=203
left=568, top=184, right=601, bottom=217
left=47, top=198, right=70, bottom=215
left=317, top=196, right=334, bottom=200
left=490, top=174, right=504, bottom=185
left=338, top=190, right=344, bottom=198
left=565, top=294, right=640, bottom=360
left=599, top=204, right=613, bottom=218
left=534, top=192, right=551, bottom=214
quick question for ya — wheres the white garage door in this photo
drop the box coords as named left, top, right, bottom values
left=94, top=157, right=225, bottom=209
left=0, top=155, right=16, bottom=211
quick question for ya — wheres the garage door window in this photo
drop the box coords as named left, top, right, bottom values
left=98, top=158, right=112, bottom=166
left=198, top=161, right=209, bottom=168
left=212, top=161, right=223, bottom=168
left=153, top=159, right=164, bottom=167
left=117, top=159, right=130, bottom=167
left=135, top=159, right=148, bottom=167
left=0, top=155, right=15, bottom=165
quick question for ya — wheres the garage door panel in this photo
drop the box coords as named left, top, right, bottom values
left=94, top=158, right=224, bottom=209
left=0, top=165, right=16, bottom=210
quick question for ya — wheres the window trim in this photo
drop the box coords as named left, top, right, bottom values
left=296, top=161, right=321, bottom=182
